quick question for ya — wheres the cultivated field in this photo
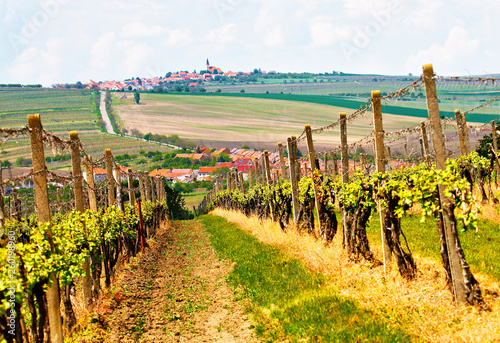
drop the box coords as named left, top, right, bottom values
left=0, top=88, right=173, bottom=171
left=115, top=92, right=435, bottom=150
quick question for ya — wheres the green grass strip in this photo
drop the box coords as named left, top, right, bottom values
left=198, top=214, right=413, bottom=342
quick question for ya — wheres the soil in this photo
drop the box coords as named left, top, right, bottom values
left=80, top=220, right=259, bottom=342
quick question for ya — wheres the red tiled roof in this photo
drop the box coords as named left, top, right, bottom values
left=149, top=169, right=171, bottom=177
left=198, top=167, right=217, bottom=173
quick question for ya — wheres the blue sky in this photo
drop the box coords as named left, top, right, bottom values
left=1, top=0, right=499, bottom=86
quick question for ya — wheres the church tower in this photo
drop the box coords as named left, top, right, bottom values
left=206, top=58, right=210, bottom=70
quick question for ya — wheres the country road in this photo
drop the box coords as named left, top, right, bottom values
left=100, top=91, right=115, bottom=134
left=99, top=91, right=183, bottom=150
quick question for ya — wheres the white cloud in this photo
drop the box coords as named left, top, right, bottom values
left=7, top=37, right=64, bottom=85
left=405, top=26, right=480, bottom=75
left=121, top=22, right=166, bottom=38
left=309, top=19, right=352, bottom=47
left=205, top=23, right=239, bottom=44
left=404, top=0, right=443, bottom=29
left=164, top=28, right=194, bottom=46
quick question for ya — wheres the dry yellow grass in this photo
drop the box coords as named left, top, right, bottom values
left=211, top=208, right=500, bottom=342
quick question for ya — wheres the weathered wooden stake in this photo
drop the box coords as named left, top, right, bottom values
left=105, top=149, right=115, bottom=206
left=254, top=157, right=260, bottom=184
left=28, top=114, right=64, bottom=343
left=150, top=178, right=156, bottom=203
left=372, top=91, right=392, bottom=271
left=248, top=168, right=253, bottom=188
left=138, top=172, right=146, bottom=202
left=420, top=122, right=431, bottom=165
left=461, top=111, right=471, bottom=154
left=423, top=63, right=468, bottom=304
left=340, top=113, right=349, bottom=183
left=263, top=150, right=275, bottom=220
left=137, top=200, right=145, bottom=253
left=127, top=169, right=136, bottom=206
left=455, top=110, right=467, bottom=155
left=84, top=157, right=98, bottom=211
left=278, top=142, right=287, bottom=180
left=304, top=124, right=322, bottom=232
left=239, top=172, right=245, bottom=193
left=114, top=165, right=124, bottom=211
left=70, top=132, right=92, bottom=306
left=331, top=152, right=338, bottom=176
left=287, top=137, right=299, bottom=226
left=144, top=174, right=151, bottom=202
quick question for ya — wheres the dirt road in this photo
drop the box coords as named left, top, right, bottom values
left=85, top=220, right=258, bottom=342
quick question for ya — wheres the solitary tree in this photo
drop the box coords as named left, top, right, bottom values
left=134, top=91, right=140, bottom=104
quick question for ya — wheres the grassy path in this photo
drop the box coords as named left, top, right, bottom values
left=198, top=214, right=412, bottom=342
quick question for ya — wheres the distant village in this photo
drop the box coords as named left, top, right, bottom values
left=54, top=60, right=273, bottom=91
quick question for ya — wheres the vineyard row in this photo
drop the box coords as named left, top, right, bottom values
left=201, top=64, right=500, bottom=307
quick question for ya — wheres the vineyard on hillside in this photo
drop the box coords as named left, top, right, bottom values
left=203, top=65, right=500, bottom=307
left=0, top=88, right=174, bottom=171
left=0, top=114, right=182, bottom=343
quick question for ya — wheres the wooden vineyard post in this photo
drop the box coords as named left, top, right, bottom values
left=138, top=172, right=146, bottom=203
left=462, top=111, right=471, bottom=154
left=84, top=157, right=98, bottom=211
left=70, top=132, right=85, bottom=212
left=70, top=132, right=92, bottom=306
left=492, top=120, right=500, bottom=185
left=156, top=178, right=161, bottom=201
left=127, top=169, right=136, bottom=206
left=114, top=165, right=124, bottom=211
left=227, top=172, right=232, bottom=191
left=239, top=172, right=245, bottom=193
left=144, top=175, right=151, bottom=236
left=278, top=142, right=288, bottom=180
left=331, top=151, right=338, bottom=176
left=254, top=157, right=260, bottom=184
left=372, top=91, right=392, bottom=272
left=340, top=114, right=349, bottom=183
left=339, top=113, right=350, bottom=249
left=305, top=125, right=322, bottom=231
left=84, top=156, right=101, bottom=305
left=287, top=137, right=299, bottom=225
left=150, top=178, right=156, bottom=203
left=137, top=200, right=145, bottom=253
left=455, top=110, right=467, bottom=156
left=105, top=149, right=115, bottom=206
left=359, top=153, right=366, bottom=175
left=248, top=168, right=253, bottom=188
left=404, top=143, right=408, bottom=161
left=263, top=150, right=275, bottom=221
left=144, top=174, right=151, bottom=202
left=420, top=122, right=431, bottom=165
left=28, top=114, right=64, bottom=343
left=323, top=152, right=328, bottom=172
left=423, top=63, right=469, bottom=304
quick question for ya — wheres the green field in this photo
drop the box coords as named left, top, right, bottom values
left=183, top=191, right=208, bottom=210
left=114, top=92, right=433, bottom=151
left=175, top=91, right=500, bottom=123
left=0, top=88, right=174, bottom=171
